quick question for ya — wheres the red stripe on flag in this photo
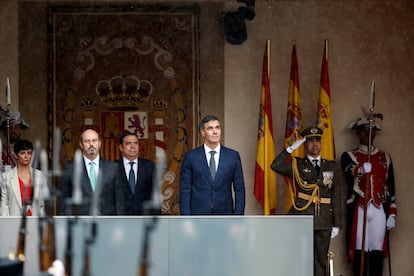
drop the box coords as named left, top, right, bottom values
left=254, top=163, right=265, bottom=206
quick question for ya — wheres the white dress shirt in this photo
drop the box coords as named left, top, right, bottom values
left=84, top=156, right=100, bottom=179
left=123, top=157, right=138, bottom=181
left=204, top=144, right=220, bottom=169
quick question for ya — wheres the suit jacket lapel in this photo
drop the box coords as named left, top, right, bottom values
left=196, top=147, right=213, bottom=183
left=98, top=158, right=107, bottom=186
left=211, top=146, right=227, bottom=185
left=118, top=159, right=128, bottom=183
left=10, top=169, right=23, bottom=209
left=137, top=158, right=143, bottom=185
left=32, top=170, right=41, bottom=201
left=213, top=147, right=225, bottom=183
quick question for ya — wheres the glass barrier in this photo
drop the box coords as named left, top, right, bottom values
left=0, top=215, right=313, bottom=276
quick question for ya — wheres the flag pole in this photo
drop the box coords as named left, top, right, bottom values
left=267, top=39, right=270, bottom=72
left=359, top=80, right=375, bottom=276
left=265, top=39, right=270, bottom=215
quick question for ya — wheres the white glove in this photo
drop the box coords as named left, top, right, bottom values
left=286, top=137, right=306, bottom=154
left=358, top=162, right=372, bottom=175
left=48, top=260, right=65, bottom=276
left=386, top=215, right=396, bottom=230
left=330, top=227, right=340, bottom=239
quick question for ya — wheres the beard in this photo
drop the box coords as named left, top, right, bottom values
left=85, top=146, right=97, bottom=157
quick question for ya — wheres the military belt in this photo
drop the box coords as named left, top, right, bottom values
left=297, top=192, right=331, bottom=204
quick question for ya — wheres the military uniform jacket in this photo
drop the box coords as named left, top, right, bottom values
left=341, top=145, right=396, bottom=216
left=341, top=145, right=397, bottom=259
left=271, top=150, right=342, bottom=230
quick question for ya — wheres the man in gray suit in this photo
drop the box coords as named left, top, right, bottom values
left=179, top=115, right=245, bottom=215
left=57, top=128, right=124, bottom=215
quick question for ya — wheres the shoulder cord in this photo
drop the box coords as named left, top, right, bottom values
left=289, top=158, right=320, bottom=214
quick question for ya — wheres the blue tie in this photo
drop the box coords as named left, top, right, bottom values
left=89, top=161, right=96, bottom=191
left=129, top=161, right=136, bottom=194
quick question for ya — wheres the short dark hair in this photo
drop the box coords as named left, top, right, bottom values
left=118, top=130, right=138, bottom=144
left=14, top=139, right=33, bottom=153
left=199, top=115, right=220, bottom=132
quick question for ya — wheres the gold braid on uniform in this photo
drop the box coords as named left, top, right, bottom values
left=289, top=157, right=321, bottom=215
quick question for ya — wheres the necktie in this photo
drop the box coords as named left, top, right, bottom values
left=312, top=159, right=320, bottom=174
left=209, top=151, right=216, bottom=180
left=89, top=161, right=96, bottom=191
left=129, top=161, right=136, bottom=194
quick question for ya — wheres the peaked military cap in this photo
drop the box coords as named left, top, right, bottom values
left=301, top=126, right=323, bottom=139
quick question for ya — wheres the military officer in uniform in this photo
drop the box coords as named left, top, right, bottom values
left=271, top=126, right=342, bottom=276
left=341, top=116, right=397, bottom=276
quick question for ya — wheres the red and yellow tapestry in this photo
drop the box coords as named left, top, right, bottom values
left=49, top=5, right=200, bottom=215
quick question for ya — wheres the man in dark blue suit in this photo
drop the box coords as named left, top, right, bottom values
left=116, top=130, right=154, bottom=215
left=179, top=115, right=245, bottom=215
left=57, top=128, right=124, bottom=215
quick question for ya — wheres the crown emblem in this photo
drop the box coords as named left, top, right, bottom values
left=152, top=99, right=168, bottom=118
left=80, top=98, right=98, bottom=110
left=152, top=99, right=168, bottom=111
left=96, top=76, right=153, bottom=109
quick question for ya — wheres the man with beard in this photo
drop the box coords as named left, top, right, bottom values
left=57, top=128, right=124, bottom=215
left=271, top=126, right=342, bottom=276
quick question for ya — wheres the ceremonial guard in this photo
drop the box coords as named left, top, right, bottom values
left=341, top=115, right=397, bottom=276
left=0, top=111, right=30, bottom=170
left=271, top=126, right=341, bottom=276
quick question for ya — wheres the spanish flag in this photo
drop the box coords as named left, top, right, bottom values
left=316, top=40, right=335, bottom=160
left=254, top=40, right=277, bottom=215
left=283, top=42, right=304, bottom=212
